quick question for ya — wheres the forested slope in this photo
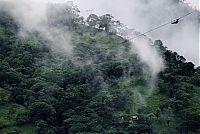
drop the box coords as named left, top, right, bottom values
left=0, top=5, right=200, bottom=134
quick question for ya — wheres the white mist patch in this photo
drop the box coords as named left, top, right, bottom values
left=1, top=0, right=73, bottom=55
left=132, top=37, right=164, bottom=78
left=7, top=0, right=47, bottom=33
left=132, top=90, right=146, bottom=113
left=114, top=26, right=164, bottom=78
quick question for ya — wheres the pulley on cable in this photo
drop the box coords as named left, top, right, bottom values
left=171, top=19, right=179, bottom=24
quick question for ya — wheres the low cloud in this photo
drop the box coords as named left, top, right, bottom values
left=1, top=0, right=73, bottom=55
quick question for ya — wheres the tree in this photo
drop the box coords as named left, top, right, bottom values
left=128, top=125, right=153, bottom=134
left=47, top=3, right=82, bottom=28
left=87, top=14, right=99, bottom=27
left=35, top=120, right=56, bottom=134
left=0, top=88, right=9, bottom=104
left=29, top=102, right=56, bottom=121
left=98, top=14, right=114, bottom=32
left=179, top=62, right=195, bottom=76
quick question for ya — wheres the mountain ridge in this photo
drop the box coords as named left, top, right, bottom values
left=0, top=3, right=200, bottom=134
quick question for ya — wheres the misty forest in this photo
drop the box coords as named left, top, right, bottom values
left=0, top=0, right=200, bottom=134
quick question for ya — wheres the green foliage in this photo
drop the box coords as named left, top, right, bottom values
left=29, top=102, right=56, bottom=121
left=35, top=120, right=56, bottom=134
left=0, top=124, right=36, bottom=134
left=0, top=104, right=28, bottom=129
left=155, top=40, right=200, bottom=133
left=0, top=8, right=199, bottom=134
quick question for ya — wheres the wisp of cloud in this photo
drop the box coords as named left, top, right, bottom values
left=1, top=0, right=73, bottom=55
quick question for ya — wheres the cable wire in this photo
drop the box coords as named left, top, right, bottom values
left=125, top=10, right=198, bottom=42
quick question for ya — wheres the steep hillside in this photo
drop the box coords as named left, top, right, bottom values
left=0, top=4, right=200, bottom=134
